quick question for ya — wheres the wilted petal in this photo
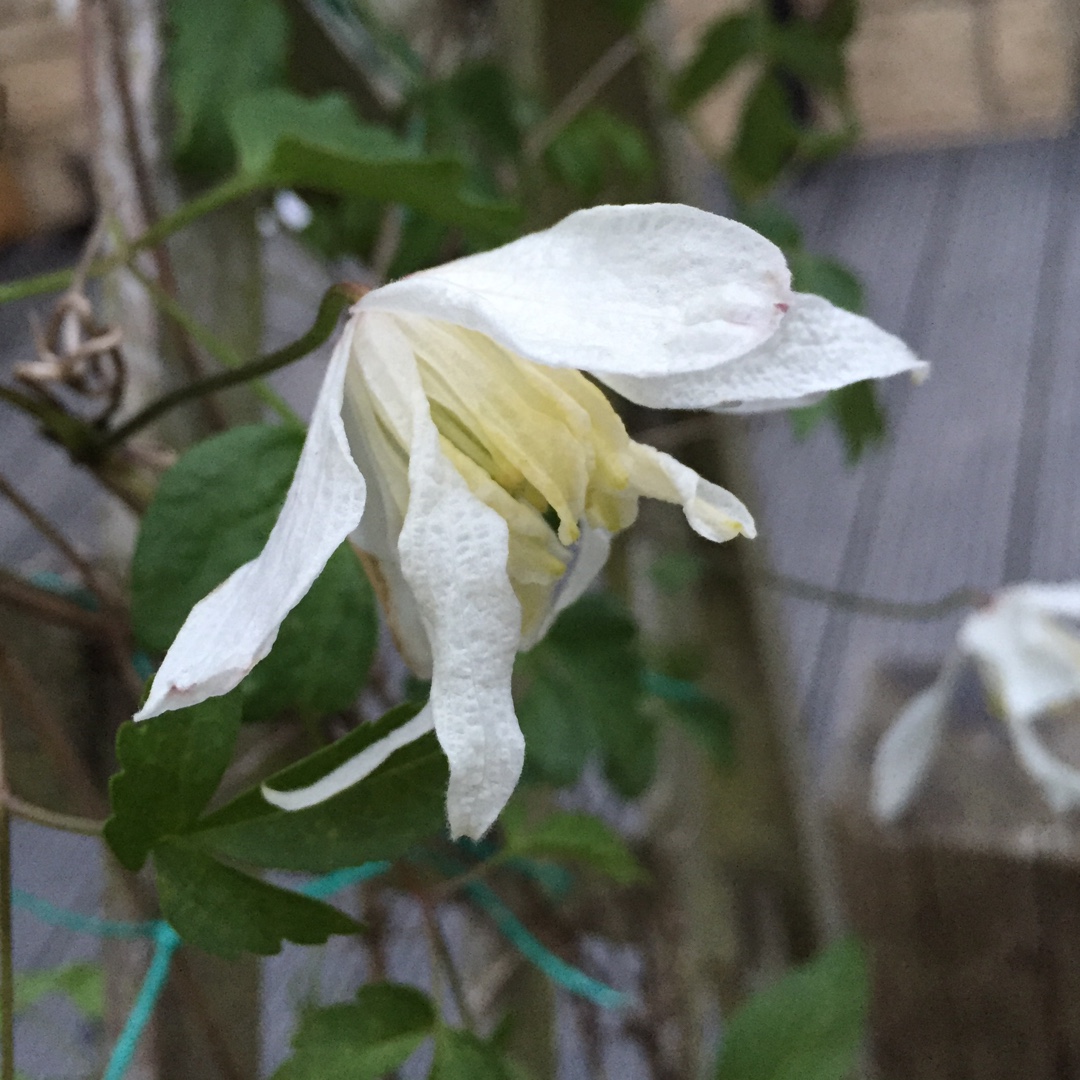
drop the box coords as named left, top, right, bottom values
left=362, top=204, right=791, bottom=379
left=136, top=328, right=367, bottom=720
left=395, top=345, right=525, bottom=840
left=262, top=706, right=436, bottom=810
left=628, top=443, right=755, bottom=542
left=596, top=293, right=927, bottom=411
left=871, top=654, right=961, bottom=821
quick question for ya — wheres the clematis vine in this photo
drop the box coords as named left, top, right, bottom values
left=873, top=582, right=1080, bottom=821
left=135, top=203, right=926, bottom=839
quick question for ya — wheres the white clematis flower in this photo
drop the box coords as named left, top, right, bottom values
left=873, top=582, right=1080, bottom=821
left=135, top=203, right=926, bottom=839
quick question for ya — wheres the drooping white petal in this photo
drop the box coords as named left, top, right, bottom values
left=343, top=314, right=433, bottom=675
left=361, top=204, right=791, bottom=379
left=871, top=654, right=962, bottom=822
left=628, top=443, right=756, bottom=542
left=135, top=327, right=367, bottom=721
left=960, top=585, right=1080, bottom=722
left=957, top=583, right=1080, bottom=813
left=1007, top=715, right=1080, bottom=813
left=391, top=318, right=525, bottom=840
left=261, top=706, right=436, bottom=810
left=596, top=293, right=928, bottom=411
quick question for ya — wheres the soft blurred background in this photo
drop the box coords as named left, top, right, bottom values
left=3, top=0, right=1080, bottom=1077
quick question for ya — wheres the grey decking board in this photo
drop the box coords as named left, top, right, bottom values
left=761, top=134, right=1065, bottom=755
left=1021, top=140, right=1080, bottom=582
left=739, top=150, right=957, bottom=715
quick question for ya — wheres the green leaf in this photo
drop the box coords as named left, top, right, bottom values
left=430, top=1028, right=513, bottom=1080
left=230, top=90, right=520, bottom=238
left=154, top=838, right=360, bottom=958
left=716, top=938, right=867, bottom=1080
left=670, top=13, right=759, bottom=112
left=828, top=381, right=888, bottom=462
left=436, top=62, right=525, bottom=159
left=516, top=594, right=655, bottom=796
left=273, top=983, right=435, bottom=1080
left=131, top=425, right=378, bottom=724
left=544, top=107, right=654, bottom=201
left=502, top=810, right=645, bottom=885
left=105, top=695, right=242, bottom=872
left=767, top=24, right=846, bottom=93
left=787, top=250, right=884, bottom=459
left=816, top=0, right=858, bottom=43
left=726, top=70, right=800, bottom=202
left=191, top=703, right=448, bottom=871
left=14, top=963, right=103, bottom=1021
left=238, top=544, right=377, bottom=722
left=169, top=0, right=288, bottom=177
left=516, top=672, right=597, bottom=789
left=604, top=0, right=654, bottom=30
left=645, top=672, right=735, bottom=768
left=789, top=251, right=864, bottom=313
left=736, top=202, right=803, bottom=253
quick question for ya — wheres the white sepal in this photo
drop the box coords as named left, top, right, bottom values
left=135, top=326, right=367, bottom=721
left=362, top=204, right=792, bottom=379
left=262, top=706, right=436, bottom=811
left=871, top=654, right=962, bottom=822
left=597, top=293, right=928, bottom=411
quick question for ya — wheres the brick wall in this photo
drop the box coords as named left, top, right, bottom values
left=0, top=0, right=89, bottom=240
left=667, top=0, right=1079, bottom=153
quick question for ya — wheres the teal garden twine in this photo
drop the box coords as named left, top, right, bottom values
left=14, top=857, right=626, bottom=1080
left=16, top=572, right=628, bottom=1073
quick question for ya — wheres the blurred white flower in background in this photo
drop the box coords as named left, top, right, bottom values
left=873, top=582, right=1080, bottom=821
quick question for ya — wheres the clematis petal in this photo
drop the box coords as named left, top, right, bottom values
left=262, top=706, right=436, bottom=810
left=343, top=313, right=433, bottom=675
left=871, top=654, right=962, bottom=821
left=394, top=341, right=525, bottom=840
left=627, top=443, right=756, bottom=542
left=1007, top=714, right=1080, bottom=813
left=361, top=204, right=791, bottom=378
left=135, top=328, right=367, bottom=721
left=960, top=585, right=1080, bottom=723
left=596, top=293, right=928, bottom=411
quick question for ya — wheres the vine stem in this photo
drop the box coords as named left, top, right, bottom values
left=101, top=282, right=364, bottom=448
left=124, top=264, right=301, bottom=426
left=0, top=174, right=260, bottom=308
left=523, top=35, right=640, bottom=162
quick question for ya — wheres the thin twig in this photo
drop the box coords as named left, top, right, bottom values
left=0, top=643, right=108, bottom=818
left=420, top=897, right=478, bottom=1033
left=524, top=36, right=640, bottom=162
left=95, top=0, right=227, bottom=432
left=3, top=794, right=103, bottom=836
left=0, top=472, right=142, bottom=703
left=0, top=471, right=99, bottom=586
left=168, top=953, right=248, bottom=1080
left=0, top=567, right=104, bottom=635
